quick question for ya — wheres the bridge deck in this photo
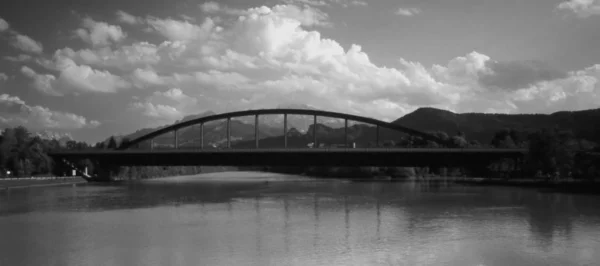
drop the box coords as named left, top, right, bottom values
left=51, top=148, right=528, bottom=155
left=49, top=148, right=527, bottom=167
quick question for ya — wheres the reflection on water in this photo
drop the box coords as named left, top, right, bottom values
left=1, top=172, right=600, bottom=266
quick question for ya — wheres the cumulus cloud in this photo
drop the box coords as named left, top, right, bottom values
left=0, top=94, right=100, bottom=130
left=21, top=56, right=131, bottom=95
left=75, top=17, right=126, bottom=46
left=557, top=0, right=600, bottom=17
left=54, top=43, right=164, bottom=71
left=129, top=101, right=183, bottom=121
left=51, top=3, right=600, bottom=127
left=0, top=16, right=44, bottom=54
left=199, top=1, right=245, bottom=15
left=116, top=10, right=143, bottom=24
left=4, top=54, right=32, bottom=62
left=20, top=66, right=62, bottom=96
left=479, top=60, right=568, bottom=91
left=147, top=16, right=215, bottom=42
left=155, top=88, right=198, bottom=105
left=395, top=7, right=422, bottom=16
left=131, top=68, right=169, bottom=87
left=129, top=88, right=200, bottom=124
left=269, top=5, right=331, bottom=27
left=0, top=73, right=7, bottom=82
left=11, top=34, right=44, bottom=53
left=201, top=3, right=330, bottom=27
left=281, top=0, right=367, bottom=7
left=0, top=17, right=9, bottom=31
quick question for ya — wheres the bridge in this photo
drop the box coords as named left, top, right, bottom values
left=47, top=108, right=527, bottom=181
left=52, top=148, right=526, bottom=167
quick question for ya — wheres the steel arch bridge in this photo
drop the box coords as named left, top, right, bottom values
left=118, top=108, right=452, bottom=150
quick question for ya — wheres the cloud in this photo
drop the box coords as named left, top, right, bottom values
left=557, top=0, right=600, bottom=17
left=147, top=16, right=215, bottom=42
left=479, top=60, right=568, bottom=90
left=0, top=73, right=7, bottom=81
left=154, top=88, right=198, bottom=106
left=281, top=0, right=367, bottom=7
left=116, top=10, right=143, bottom=24
left=10, top=34, right=44, bottom=53
left=130, top=68, right=168, bottom=87
left=54, top=43, right=164, bottom=72
left=200, top=2, right=330, bottom=27
left=129, top=101, right=183, bottom=121
left=20, top=66, right=62, bottom=96
left=200, top=2, right=221, bottom=13
left=395, top=7, right=422, bottom=16
left=0, top=17, right=44, bottom=54
left=199, top=1, right=245, bottom=15
left=75, top=17, right=126, bottom=46
left=129, top=88, right=199, bottom=124
left=0, top=17, right=9, bottom=31
left=281, top=0, right=328, bottom=6
left=51, top=3, right=600, bottom=128
left=0, top=94, right=100, bottom=130
left=269, top=5, right=331, bottom=27
left=4, top=54, right=32, bottom=62
left=21, top=57, right=131, bottom=95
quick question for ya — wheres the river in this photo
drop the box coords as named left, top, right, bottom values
left=1, top=172, right=599, bottom=266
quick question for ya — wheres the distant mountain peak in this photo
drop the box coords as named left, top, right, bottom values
left=179, top=111, right=217, bottom=123
left=395, top=107, right=600, bottom=144
left=35, top=130, right=73, bottom=141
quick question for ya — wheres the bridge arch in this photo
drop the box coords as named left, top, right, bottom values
left=118, top=108, right=450, bottom=150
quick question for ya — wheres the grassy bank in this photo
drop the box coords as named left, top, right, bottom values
left=0, top=177, right=85, bottom=189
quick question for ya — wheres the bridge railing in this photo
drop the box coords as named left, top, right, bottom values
left=52, top=147, right=529, bottom=154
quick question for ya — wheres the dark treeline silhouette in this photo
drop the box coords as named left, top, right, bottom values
left=235, top=127, right=600, bottom=180
left=0, top=126, right=78, bottom=177
left=0, top=127, right=234, bottom=179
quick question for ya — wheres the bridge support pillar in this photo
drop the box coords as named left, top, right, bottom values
left=284, top=114, right=288, bottom=148
left=516, top=157, right=524, bottom=179
left=200, top=123, right=204, bottom=150
left=344, top=119, right=348, bottom=148
left=313, top=115, right=317, bottom=148
left=255, top=114, right=259, bottom=148
left=174, top=129, right=178, bottom=149
left=90, top=161, right=120, bottom=182
left=227, top=117, right=231, bottom=149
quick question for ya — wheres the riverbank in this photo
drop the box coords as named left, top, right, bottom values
left=0, top=177, right=85, bottom=189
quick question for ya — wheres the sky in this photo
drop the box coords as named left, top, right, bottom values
left=0, top=0, right=599, bottom=143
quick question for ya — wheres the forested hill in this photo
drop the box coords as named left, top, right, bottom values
left=394, top=107, right=600, bottom=144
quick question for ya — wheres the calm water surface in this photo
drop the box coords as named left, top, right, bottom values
left=1, top=172, right=600, bottom=266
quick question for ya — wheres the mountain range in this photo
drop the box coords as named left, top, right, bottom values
left=394, top=107, right=600, bottom=144
left=105, top=106, right=600, bottom=148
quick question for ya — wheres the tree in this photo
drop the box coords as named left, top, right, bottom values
left=491, top=128, right=518, bottom=148
left=451, top=136, right=468, bottom=148
left=119, top=138, right=131, bottom=149
left=95, top=142, right=106, bottom=149
left=469, top=140, right=481, bottom=148
left=107, top=136, right=118, bottom=149
left=526, top=128, right=574, bottom=178
left=434, top=131, right=450, bottom=142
